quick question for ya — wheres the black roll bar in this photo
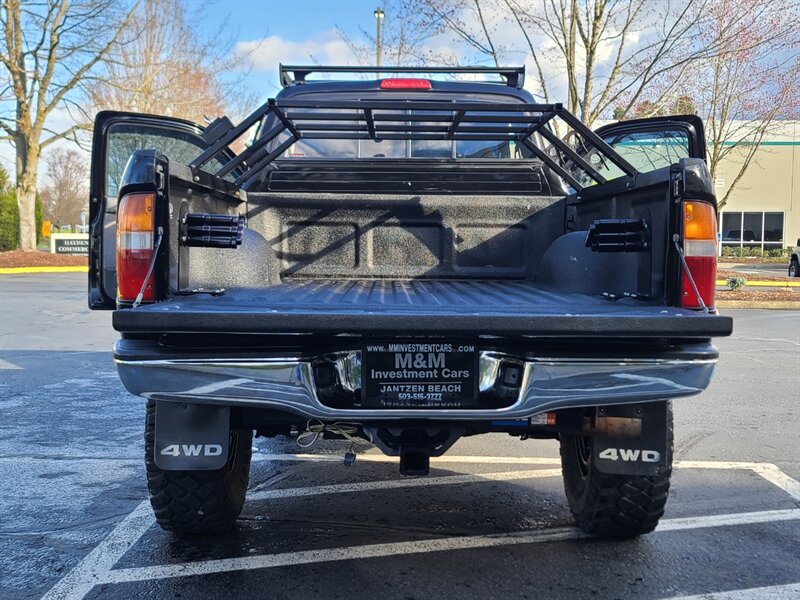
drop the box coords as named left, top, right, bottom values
left=279, top=64, right=526, bottom=88
left=190, top=97, right=638, bottom=191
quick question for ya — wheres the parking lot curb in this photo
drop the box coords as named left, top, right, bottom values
left=0, top=266, right=88, bottom=274
left=715, top=279, right=800, bottom=287
left=717, top=300, right=800, bottom=310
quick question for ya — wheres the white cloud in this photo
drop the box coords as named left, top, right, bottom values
left=235, top=30, right=357, bottom=88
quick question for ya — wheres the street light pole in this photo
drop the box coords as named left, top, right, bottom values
left=374, top=7, right=384, bottom=77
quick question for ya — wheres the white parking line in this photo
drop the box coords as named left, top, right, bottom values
left=664, top=582, right=800, bottom=599
left=0, top=357, right=22, bottom=369
left=249, top=468, right=562, bottom=501
left=254, top=454, right=800, bottom=502
left=95, top=509, right=800, bottom=586
left=40, top=458, right=800, bottom=600
left=253, top=453, right=563, bottom=465
left=40, top=500, right=154, bottom=600
left=675, top=461, right=800, bottom=502
left=749, top=464, right=800, bottom=502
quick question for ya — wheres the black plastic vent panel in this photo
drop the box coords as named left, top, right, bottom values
left=182, top=213, right=244, bottom=248
left=585, top=219, right=648, bottom=253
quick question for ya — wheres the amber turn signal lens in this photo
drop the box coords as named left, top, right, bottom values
left=683, top=201, right=717, bottom=241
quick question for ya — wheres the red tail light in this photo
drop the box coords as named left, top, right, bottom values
left=680, top=201, right=717, bottom=309
left=379, top=78, right=432, bottom=90
left=117, top=192, right=155, bottom=304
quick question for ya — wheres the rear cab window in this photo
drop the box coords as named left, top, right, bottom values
left=591, top=128, right=691, bottom=181
left=260, top=91, right=530, bottom=161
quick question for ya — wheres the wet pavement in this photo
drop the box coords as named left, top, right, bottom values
left=1, top=274, right=798, bottom=600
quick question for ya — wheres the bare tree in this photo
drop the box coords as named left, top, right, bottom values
left=693, top=0, right=800, bottom=210
left=87, top=0, right=250, bottom=124
left=387, top=0, right=799, bottom=212
left=40, top=147, right=88, bottom=227
left=407, top=0, right=503, bottom=67
left=0, top=0, right=136, bottom=251
left=404, top=1, right=792, bottom=126
left=333, top=4, right=440, bottom=68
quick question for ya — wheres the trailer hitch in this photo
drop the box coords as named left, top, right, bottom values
left=366, top=426, right=464, bottom=476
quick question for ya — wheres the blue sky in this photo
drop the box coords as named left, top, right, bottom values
left=198, top=0, right=389, bottom=95
left=0, top=1, right=390, bottom=174
left=4, top=0, right=795, bottom=179
left=201, top=0, right=378, bottom=41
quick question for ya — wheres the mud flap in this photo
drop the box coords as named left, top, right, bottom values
left=154, top=401, right=230, bottom=470
left=592, top=402, right=669, bottom=476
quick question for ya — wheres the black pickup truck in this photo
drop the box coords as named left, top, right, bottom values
left=88, top=65, right=732, bottom=537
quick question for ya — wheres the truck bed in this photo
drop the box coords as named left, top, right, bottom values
left=113, top=279, right=733, bottom=337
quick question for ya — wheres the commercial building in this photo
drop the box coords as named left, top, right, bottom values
left=716, top=121, right=799, bottom=253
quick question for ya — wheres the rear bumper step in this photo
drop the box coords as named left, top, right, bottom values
left=114, top=340, right=719, bottom=420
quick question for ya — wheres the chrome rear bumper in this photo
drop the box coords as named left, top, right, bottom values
left=114, top=341, right=718, bottom=420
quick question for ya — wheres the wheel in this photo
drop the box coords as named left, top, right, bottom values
left=790, top=260, right=798, bottom=277
left=559, top=402, right=673, bottom=538
left=144, top=400, right=252, bottom=533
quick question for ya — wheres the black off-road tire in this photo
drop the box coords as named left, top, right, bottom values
left=144, top=401, right=252, bottom=534
left=789, top=259, right=798, bottom=278
left=559, top=402, right=673, bottom=538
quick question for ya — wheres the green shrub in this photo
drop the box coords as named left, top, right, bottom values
left=727, top=276, right=747, bottom=291
left=0, top=190, right=19, bottom=251
left=721, top=246, right=747, bottom=258
left=722, top=246, right=791, bottom=259
left=0, top=190, right=44, bottom=249
left=765, top=247, right=789, bottom=258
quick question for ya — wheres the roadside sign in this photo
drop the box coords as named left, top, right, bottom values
left=50, top=233, right=89, bottom=256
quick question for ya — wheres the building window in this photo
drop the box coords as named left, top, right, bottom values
left=742, top=212, right=763, bottom=246
left=764, top=213, right=785, bottom=248
left=720, top=211, right=784, bottom=250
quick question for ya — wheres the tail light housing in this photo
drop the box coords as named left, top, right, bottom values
left=680, top=200, right=717, bottom=309
left=116, top=192, right=155, bottom=304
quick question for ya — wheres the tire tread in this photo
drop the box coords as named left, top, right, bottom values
left=560, top=402, right=673, bottom=538
left=144, top=401, right=251, bottom=534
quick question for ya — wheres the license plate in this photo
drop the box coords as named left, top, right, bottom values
left=361, top=341, right=478, bottom=409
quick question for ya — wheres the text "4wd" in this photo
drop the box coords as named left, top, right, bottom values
left=598, top=448, right=661, bottom=462
left=160, top=444, right=223, bottom=457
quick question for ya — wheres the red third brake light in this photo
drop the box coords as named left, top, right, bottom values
left=680, top=200, right=717, bottom=309
left=379, top=78, right=432, bottom=90
left=117, top=192, right=155, bottom=304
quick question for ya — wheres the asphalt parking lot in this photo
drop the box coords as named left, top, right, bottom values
left=724, top=263, right=794, bottom=279
left=1, top=273, right=798, bottom=600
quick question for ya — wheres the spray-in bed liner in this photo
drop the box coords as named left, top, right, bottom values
left=114, top=279, right=732, bottom=338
